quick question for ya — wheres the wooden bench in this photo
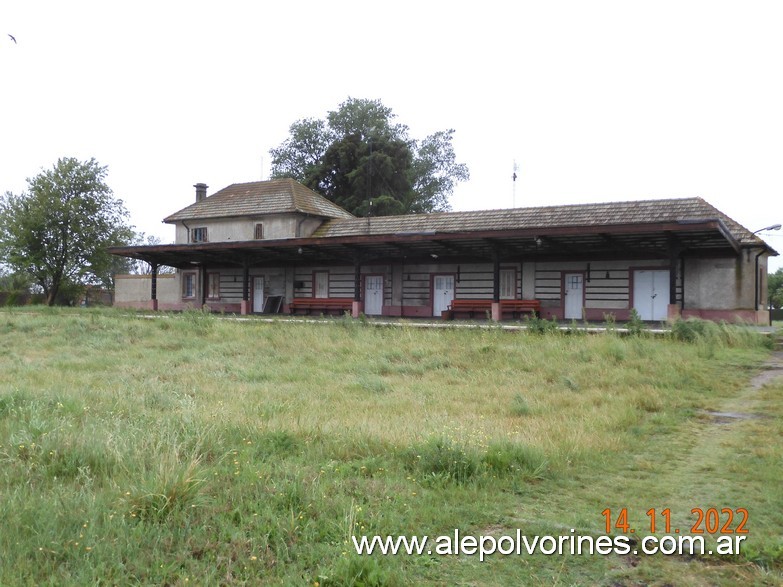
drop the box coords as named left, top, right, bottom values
left=447, top=299, right=541, bottom=320
left=449, top=299, right=492, bottom=318
left=500, top=299, right=541, bottom=319
left=288, top=297, right=354, bottom=316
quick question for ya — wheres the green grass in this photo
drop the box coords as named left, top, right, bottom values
left=0, top=308, right=780, bottom=585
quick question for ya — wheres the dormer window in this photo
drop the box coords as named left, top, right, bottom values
left=254, top=223, right=264, bottom=240
left=191, top=227, right=208, bottom=243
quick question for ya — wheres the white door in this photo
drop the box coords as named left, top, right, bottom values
left=314, top=271, right=329, bottom=298
left=364, top=275, right=383, bottom=315
left=633, top=270, right=669, bottom=321
left=564, top=273, right=584, bottom=320
left=253, top=276, right=265, bottom=313
left=433, top=275, right=455, bottom=316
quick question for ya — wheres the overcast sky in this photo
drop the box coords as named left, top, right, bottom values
left=1, top=1, right=781, bottom=270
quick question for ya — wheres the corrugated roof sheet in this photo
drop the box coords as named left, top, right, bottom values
left=163, top=179, right=355, bottom=223
left=311, top=197, right=762, bottom=245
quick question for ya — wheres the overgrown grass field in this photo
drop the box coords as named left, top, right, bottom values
left=0, top=309, right=780, bottom=585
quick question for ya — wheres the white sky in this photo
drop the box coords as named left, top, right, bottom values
left=1, top=1, right=781, bottom=271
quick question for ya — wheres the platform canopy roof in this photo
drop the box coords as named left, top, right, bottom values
left=110, top=194, right=776, bottom=270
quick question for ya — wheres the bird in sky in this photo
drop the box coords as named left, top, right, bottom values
left=8, top=34, right=17, bottom=44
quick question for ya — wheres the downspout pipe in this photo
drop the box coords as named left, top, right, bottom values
left=679, top=254, right=685, bottom=311
left=401, top=257, right=405, bottom=318
left=754, top=246, right=767, bottom=312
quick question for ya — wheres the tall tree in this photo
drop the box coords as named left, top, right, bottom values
left=268, top=118, right=331, bottom=183
left=0, top=157, right=133, bottom=305
left=270, top=98, right=469, bottom=216
left=410, top=129, right=469, bottom=213
left=305, top=132, right=414, bottom=217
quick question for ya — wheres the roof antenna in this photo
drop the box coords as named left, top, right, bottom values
left=512, top=160, right=519, bottom=208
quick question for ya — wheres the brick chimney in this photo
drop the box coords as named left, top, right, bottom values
left=194, top=183, right=208, bottom=202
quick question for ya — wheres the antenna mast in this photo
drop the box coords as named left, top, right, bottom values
left=512, top=160, right=519, bottom=207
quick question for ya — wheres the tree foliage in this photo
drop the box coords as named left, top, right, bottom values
left=307, top=133, right=414, bottom=217
left=270, top=98, right=469, bottom=216
left=0, top=266, right=33, bottom=305
left=769, top=267, right=783, bottom=310
left=0, top=157, right=133, bottom=305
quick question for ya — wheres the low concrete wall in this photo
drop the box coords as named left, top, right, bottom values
left=115, top=274, right=179, bottom=309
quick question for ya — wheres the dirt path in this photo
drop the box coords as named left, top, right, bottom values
left=593, top=345, right=783, bottom=584
left=697, top=348, right=783, bottom=423
left=661, top=346, right=782, bottom=507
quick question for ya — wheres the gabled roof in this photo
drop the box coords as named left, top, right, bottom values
left=312, top=197, right=763, bottom=246
left=163, top=178, right=355, bottom=223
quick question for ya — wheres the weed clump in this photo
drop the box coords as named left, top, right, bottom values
left=407, top=436, right=549, bottom=484
left=407, top=437, right=481, bottom=484
left=121, top=452, right=206, bottom=522
left=524, top=315, right=559, bottom=335
left=319, top=555, right=403, bottom=587
left=482, top=441, right=548, bottom=479
left=670, top=318, right=770, bottom=348
left=179, top=306, right=215, bottom=335
left=626, top=308, right=646, bottom=336
left=510, top=393, right=532, bottom=416
left=670, top=317, right=719, bottom=342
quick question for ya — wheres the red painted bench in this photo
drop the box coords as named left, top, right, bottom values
left=500, top=299, right=541, bottom=319
left=447, top=299, right=541, bottom=319
left=449, top=299, right=492, bottom=318
left=289, top=297, right=353, bottom=315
